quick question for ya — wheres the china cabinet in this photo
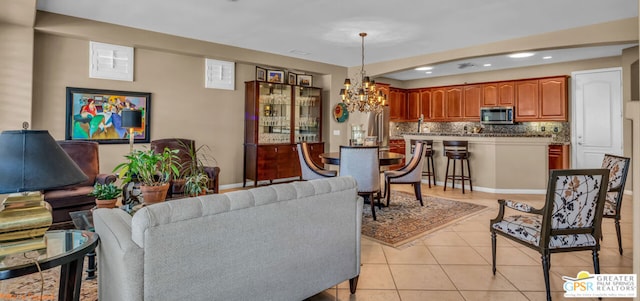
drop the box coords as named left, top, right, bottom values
left=243, top=81, right=324, bottom=186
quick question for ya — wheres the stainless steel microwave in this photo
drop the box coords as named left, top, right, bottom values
left=480, top=107, right=514, bottom=124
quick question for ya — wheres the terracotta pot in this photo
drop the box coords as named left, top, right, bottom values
left=95, top=198, right=118, bottom=209
left=140, top=183, right=170, bottom=205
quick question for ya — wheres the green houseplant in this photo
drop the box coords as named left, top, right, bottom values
left=178, top=140, right=216, bottom=196
left=89, top=182, right=123, bottom=208
left=113, top=147, right=181, bottom=204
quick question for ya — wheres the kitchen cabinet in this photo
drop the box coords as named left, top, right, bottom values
left=515, top=77, right=568, bottom=122
left=243, top=80, right=324, bottom=186
left=389, top=88, right=407, bottom=121
left=389, top=139, right=406, bottom=170
left=539, top=77, right=567, bottom=121
left=463, top=84, right=482, bottom=120
left=445, top=86, right=463, bottom=120
left=515, top=79, right=540, bottom=121
left=483, top=81, right=514, bottom=107
left=548, top=144, right=569, bottom=170
left=431, top=88, right=446, bottom=120
left=407, top=89, right=421, bottom=121
left=420, top=89, right=431, bottom=120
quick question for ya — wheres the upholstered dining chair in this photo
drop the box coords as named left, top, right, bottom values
left=490, top=169, right=609, bottom=301
left=383, top=141, right=426, bottom=207
left=600, top=154, right=631, bottom=255
left=297, top=142, right=337, bottom=180
left=339, top=146, right=381, bottom=220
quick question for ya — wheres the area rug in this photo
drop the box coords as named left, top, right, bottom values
left=362, top=190, right=487, bottom=248
left=0, top=261, right=97, bottom=301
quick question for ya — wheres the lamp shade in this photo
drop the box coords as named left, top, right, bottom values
left=0, top=130, right=88, bottom=193
left=121, top=110, right=142, bottom=128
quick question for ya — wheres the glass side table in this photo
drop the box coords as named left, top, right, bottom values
left=0, top=230, right=99, bottom=301
left=69, top=210, right=97, bottom=279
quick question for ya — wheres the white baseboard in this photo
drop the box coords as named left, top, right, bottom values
left=420, top=179, right=547, bottom=195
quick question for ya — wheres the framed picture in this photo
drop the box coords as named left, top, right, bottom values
left=65, top=87, right=151, bottom=144
left=288, top=72, right=297, bottom=85
left=256, top=67, right=266, bottom=81
left=297, top=74, right=313, bottom=87
left=267, top=70, right=285, bottom=83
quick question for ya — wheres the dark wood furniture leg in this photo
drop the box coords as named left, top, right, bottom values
left=58, top=257, right=85, bottom=301
left=86, top=251, right=96, bottom=279
left=349, top=275, right=359, bottom=294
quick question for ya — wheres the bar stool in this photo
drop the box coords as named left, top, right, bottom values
left=443, top=140, right=472, bottom=193
left=410, top=139, right=436, bottom=187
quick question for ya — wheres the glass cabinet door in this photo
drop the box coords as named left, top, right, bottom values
left=294, top=86, right=321, bottom=143
left=258, top=83, right=291, bottom=144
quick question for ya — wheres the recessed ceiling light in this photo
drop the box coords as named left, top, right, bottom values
left=508, top=52, right=535, bottom=58
left=415, top=66, right=433, bottom=71
left=483, top=63, right=492, bottom=67
left=543, top=56, right=552, bottom=60
left=425, top=71, right=432, bottom=74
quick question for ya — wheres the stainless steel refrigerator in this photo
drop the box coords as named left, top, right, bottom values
left=366, top=106, right=390, bottom=150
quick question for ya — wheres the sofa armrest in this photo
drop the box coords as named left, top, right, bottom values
left=203, top=166, right=220, bottom=193
left=93, top=209, right=144, bottom=301
left=95, top=173, right=117, bottom=184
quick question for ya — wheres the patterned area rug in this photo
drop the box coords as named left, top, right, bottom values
left=0, top=261, right=98, bottom=301
left=362, top=190, right=487, bottom=248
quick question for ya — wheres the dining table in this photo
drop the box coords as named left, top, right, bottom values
left=319, top=151, right=405, bottom=166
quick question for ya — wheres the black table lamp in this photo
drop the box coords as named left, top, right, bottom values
left=0, top=128, right=88, bottom=255
left=121, top=109, right=142, bottom=152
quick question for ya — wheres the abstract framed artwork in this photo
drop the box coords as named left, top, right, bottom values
left=65, top=87, right=151, bottom=144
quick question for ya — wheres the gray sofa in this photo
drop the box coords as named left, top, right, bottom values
left=93, top=176, right=362, bottom=301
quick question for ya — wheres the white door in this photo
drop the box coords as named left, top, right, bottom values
left=572, top=68, right=623, bottom=168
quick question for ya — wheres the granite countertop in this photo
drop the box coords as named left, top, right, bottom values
left=401, top=132, right=554, bottom=138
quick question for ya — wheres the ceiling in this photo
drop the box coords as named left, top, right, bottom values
left=36, top=0, right=638, bottom=81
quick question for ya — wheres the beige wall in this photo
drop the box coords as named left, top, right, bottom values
left=1, top=4, right=637, bottom=188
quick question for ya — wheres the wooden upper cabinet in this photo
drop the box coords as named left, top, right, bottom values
left=539, top=77, right=567, bottom=121
left=431, top=88, right=446, bottom=120
left=515, top=79, right=539, bottom=121
left=463, top=84, right=482, bottom=120
left=420, top=89, right=431, bottom=120
left=377, top=83, right=390, bottom=106
left=389, top=88, right=407, bottom=121
left=445, top=86, right=463, bottom=120
left=482, top=83, right=498, bottom=106
left=407, top=89, right=421, bottom=121
left=498, top=81, right=515, bottom=106
left=483, top=81, right=514, bottom=107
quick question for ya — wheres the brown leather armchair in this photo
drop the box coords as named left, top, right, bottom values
left=150, top=138, right=220, bottom=196
left=44, top=141, right=116, bottom=228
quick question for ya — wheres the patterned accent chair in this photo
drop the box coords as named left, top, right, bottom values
left=383, top=141, right=426, bottom=207
left=490, top=169, right=609, bottom=301
left=601, top=154, right=631, bottom=254
left=339, top=146, right=381, bottom=220
left=296, top=142, right=336, bottom=180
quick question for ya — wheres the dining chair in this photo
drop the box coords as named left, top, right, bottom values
left=600, top=154, right=631, bottom=255
left=383, top=141, right=426, bottom=207
left=296, top=142, right=337, bottom=180
left=339, top=146, right=381, bottom=220
left=490, top=168, right=609, bottom=301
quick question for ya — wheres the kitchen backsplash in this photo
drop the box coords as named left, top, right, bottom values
left=390, top=121, right=571, bottom=143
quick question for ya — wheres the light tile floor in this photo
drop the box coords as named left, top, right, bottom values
left=305, top=183, right=634, bottom=301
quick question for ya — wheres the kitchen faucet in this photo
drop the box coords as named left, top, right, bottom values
left=418, top=114, right=424, bottom=133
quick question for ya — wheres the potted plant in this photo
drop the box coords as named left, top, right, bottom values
left=113, top=147, right=181, bottom=204
left=89, top=182, right=123, bottom=208
left=178, top=140, right=216, bottom=196
left=183, top=172, right=209, bottom=196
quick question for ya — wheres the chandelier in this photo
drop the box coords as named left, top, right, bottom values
left=339, top=32, right=387, bottom=114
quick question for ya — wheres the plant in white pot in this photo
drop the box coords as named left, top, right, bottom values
left=89, top=182, right=123, bottom=209
left=113, top=147, right=181, bottom=205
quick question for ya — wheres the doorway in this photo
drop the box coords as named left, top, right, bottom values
left=571, top=68, right=623, bottom=168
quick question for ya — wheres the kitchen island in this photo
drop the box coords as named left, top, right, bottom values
left=403, top=133, right=554, bottom=193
